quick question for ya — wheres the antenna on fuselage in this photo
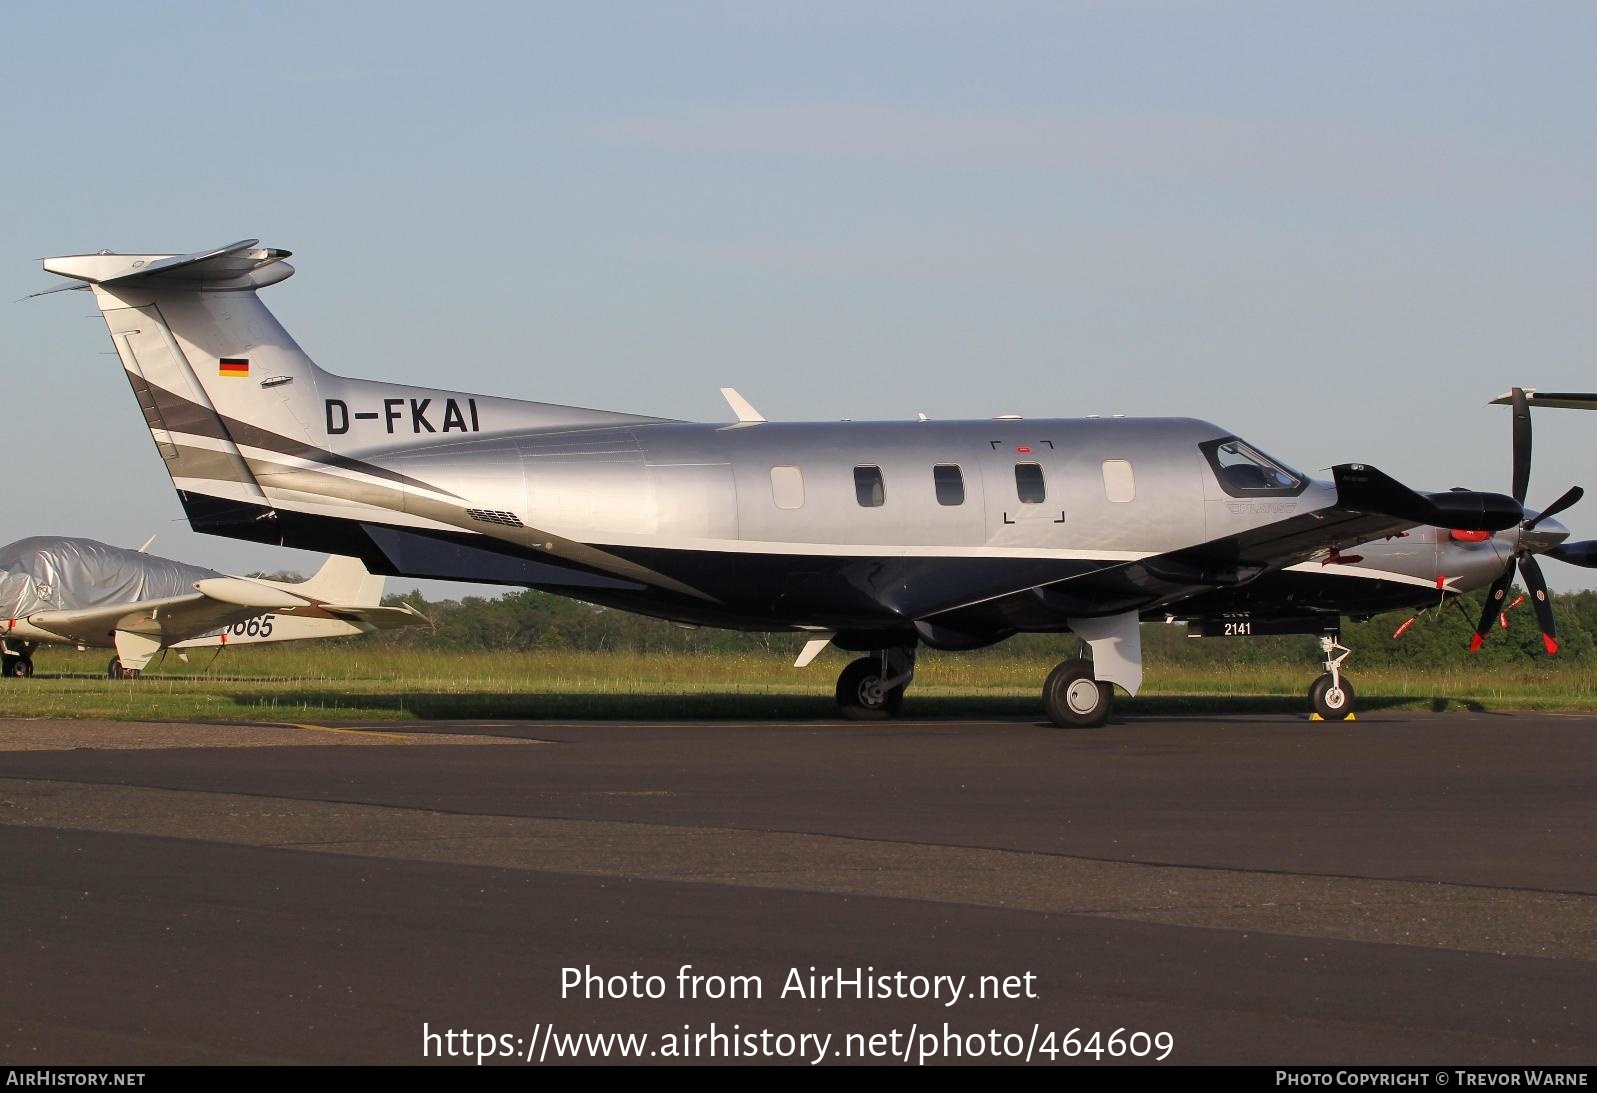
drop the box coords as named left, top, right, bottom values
left=720, top=387, right=766, bottom=424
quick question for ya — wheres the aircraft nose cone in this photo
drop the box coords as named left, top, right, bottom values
left=1520, top=514, right=1571, bottom=555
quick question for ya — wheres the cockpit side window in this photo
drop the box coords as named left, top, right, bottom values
left=1200, top=437, right=1306, bottom=498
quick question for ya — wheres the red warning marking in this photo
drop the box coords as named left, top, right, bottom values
left=1015, top=446, right=1031, bottom=454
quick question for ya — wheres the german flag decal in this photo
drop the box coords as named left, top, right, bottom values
left=219, top=358, right=250, bottom=378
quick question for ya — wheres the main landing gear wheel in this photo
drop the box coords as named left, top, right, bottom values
left=1, top=656, right=30, bottom=678
left=107, top=657, right=140, bottom=680
left=1043, top=658, right=1113, bottom=728
left=1309, top=673, right=1354, bottom=720
left=835, top=656, right=906, bottom=719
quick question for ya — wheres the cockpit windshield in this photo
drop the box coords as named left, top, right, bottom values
left=1201, top=437, right=1305, bottom=497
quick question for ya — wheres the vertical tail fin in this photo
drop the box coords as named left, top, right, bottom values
left=40, top=239, right=677, bottom=570
left=261, top=554, right=386, bottom=607
left=42, top=241, right=315, bottom=537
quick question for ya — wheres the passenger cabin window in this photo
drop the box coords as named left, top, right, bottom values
left=1102, top=460, right=1135, bottom=503
left=1015, top=462, right=1046, bottom=504
left=933, top=463, right=965, bottom=506
left=770, top=465, right=804, bottom=510
left=1200, top=437, right=1306, bottom=498
left=854, top=465, right=885, bottom=507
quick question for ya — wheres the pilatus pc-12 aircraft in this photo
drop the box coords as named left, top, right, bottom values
left=0, top=536, right=427, bottom=678
left=40, top=239, right=1567, bottom=725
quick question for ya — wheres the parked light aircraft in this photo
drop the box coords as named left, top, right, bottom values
left=0, top=535, right=426, bottom=678
left=39, top=240, right=1556, bottom=724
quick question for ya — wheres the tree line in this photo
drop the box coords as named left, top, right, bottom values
left=362, top=582, right=1597, bottom=669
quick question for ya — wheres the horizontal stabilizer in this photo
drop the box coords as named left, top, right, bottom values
left=320, top=602, right=431, bottom=630
left=1333, top=464, right=1521, bottom=531
left=42, top=239, right=293, bottom=292
left=1489, top=389, right=1597, bottom=411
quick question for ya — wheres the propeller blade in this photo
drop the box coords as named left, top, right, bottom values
left=1511, top=387, right=1532, bottom=505
left=1470, top=567, right=1516, bottom=651
left=1507, top=386, right=1533, bottom=501
left=1517, top=555, right=1558, bottom=655
left=1527, top=485, right=1584, bottom=529
left=1548, top=540, right=1597, bottom=567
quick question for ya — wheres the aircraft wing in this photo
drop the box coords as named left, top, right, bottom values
left=26, top=593, right=264, bottom=648
left=25, top=577, right=428, bottom=652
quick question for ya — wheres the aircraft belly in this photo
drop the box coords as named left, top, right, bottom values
left=1171, top=571, right=1449, bottom=620
left=597, top=545, right=1105, bottom=626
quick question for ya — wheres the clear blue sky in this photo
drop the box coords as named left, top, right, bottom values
left=5, top=2, right=1597, bottom=593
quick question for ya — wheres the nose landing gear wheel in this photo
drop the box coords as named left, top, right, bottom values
left=836, top=656, right=906, bottom=719
left=1309, top=672, right=1354, bottom=720
left=1043, top=658, right=1114, bottom=728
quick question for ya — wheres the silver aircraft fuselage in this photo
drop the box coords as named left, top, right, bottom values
left=39, top=240, right=1535, bottom=722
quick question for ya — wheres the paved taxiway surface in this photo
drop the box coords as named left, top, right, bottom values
left=1, top=712, right=1592, bottom=1065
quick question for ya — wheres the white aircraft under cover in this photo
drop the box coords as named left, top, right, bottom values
left=35, top=240, right=1584, bottom=723
left=0, top=536, right=427, bottom=678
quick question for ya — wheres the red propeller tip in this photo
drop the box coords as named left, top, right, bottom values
left=1469, top=633, right=1485, bottom=652
left=1544, top=635, right=1559, bottom=656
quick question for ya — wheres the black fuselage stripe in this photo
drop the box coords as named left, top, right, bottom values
left=130, top=371, right=462, bottom=499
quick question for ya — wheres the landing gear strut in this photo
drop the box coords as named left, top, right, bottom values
left=1308, top=633, right=1354, bottom=720
left=835, top=647, right=915, bottom=719
left=1042, top=610, right=1142, bottom=729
